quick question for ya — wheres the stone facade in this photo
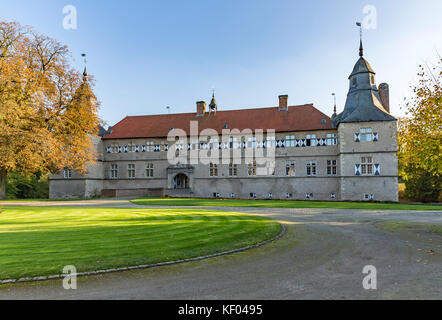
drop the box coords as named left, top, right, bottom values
left=50, top=49, right=399, bottom=202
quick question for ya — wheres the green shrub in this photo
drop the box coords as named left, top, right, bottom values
left=6, top=172, right=49, bottom=199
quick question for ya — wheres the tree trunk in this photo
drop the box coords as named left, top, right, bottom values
left=0, top=169, right=6, bottom=200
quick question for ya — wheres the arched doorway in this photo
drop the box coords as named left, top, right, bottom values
left=173, top=173, right=189, bottom=189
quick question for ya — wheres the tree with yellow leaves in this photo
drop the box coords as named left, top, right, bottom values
left=0, top=21, right=100, bottom=199
left=398, top=57, right=441, bottom=202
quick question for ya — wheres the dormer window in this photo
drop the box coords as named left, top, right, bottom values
left=370, top=74, right=375, bottom=84
left=352, top=77, right=357, bottom=87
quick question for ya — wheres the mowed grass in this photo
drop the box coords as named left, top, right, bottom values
left=375, top=221, right=442, bottom=236
left=131, top=198, right=442, bottom=211
left=0, top=206, right=281, bottom=280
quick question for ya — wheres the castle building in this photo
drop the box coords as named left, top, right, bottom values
left=49, top=44, right=399, bottom=202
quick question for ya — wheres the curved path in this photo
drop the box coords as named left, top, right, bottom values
left=0, top=200, right=441, bottom=300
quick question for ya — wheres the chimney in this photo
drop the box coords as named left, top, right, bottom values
left=278, top=95, right=288, bottom=111
left=196, top=101, right=206, bottom=115
left=378, top=83, right=390, bottom=113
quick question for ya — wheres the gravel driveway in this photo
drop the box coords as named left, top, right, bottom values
left=0, top=200, right=441, bottom=300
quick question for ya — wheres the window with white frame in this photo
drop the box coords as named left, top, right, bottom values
left=63, top=169, right=72, bottom=179
left=361, top=157, right=373, bottom=175
left=267, top=161, right=276, bottom=176
left=248, top=161, right=257, bottom=176
left=145, top=163, right=153, bottom=177
left=128, top=164, right=136, bottom=179
left=360, top=128, right=373, bottom=142
left=247, top=136, right=256, bottom=149
left=285, top=135, right=295, bottom=147
left=286, top=161, right=296, bottom=176
left=327, top=160, right=337, bottom=176
left=306, top=161, right=317, bottom=176
left=326, top=133, right=337, bottom=145
left=146, top=141, right=154, bottom=152
left=110, top=164, right=118, bottom=179
left=209, top=162, right=218, bottom=177
left=229, top=163, right=238, bottom=177
left=266, top=135, right=275, bottom=148
left=306, top=134, right=316, bottom=146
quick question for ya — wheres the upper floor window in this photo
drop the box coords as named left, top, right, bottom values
left=110, top=164, right=118, bottom=179
left=146, top=141, right=154, bottom=152
left=327, top=160, right=337, bottom=176
left=209, top=162, right=218, bottom=177
left=360, top=128, right=373, bottom=142
left=361, top=157, right=373, bottom=175
left=352, top=77, right=357, bottom=87
left=63, top=169, right=72, bottom=179
left=286, top=161, right=296, bottom=176
left=145, top=163, right=154, bottom=178
left=306, top=134, right=317, bottom=147
left=128, top=164, right=136, bottom=179
left=229, top=163, right=238, bottom=177
left=248, top=161, right=257, bottom=176
left=306, top=161, right=317, bottom=176
left=285, top=135, right=295, bottom=147
left=247, top=136, right=257, bottom=149
left=266, top=135, right=276, bottom=148
left=326, top=133, right=337, bottom=145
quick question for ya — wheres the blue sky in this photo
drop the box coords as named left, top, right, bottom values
left=2, top=0, right=441, bottom=126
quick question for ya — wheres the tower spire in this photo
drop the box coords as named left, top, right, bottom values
left=81, top=53, right=88, bottom=78
left=356, top=22, right=363, bottom=57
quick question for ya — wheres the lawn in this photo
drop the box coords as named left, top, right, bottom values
left=131, top=198, right=442, bottom=211
left=0, top=206, right=281, bottom=280
left=375, top=221, right=442, bottom=236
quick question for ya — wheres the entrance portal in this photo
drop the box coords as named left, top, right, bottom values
left=173, top=173, right=189, bottom=189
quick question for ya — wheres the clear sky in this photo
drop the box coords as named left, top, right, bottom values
left=2, top=0, right=441, bottom=126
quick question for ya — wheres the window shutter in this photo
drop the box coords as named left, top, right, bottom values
left=135, top=145, right=139, bottom=152
left=301, top=139, right=307, bottom=147
left=118, top=146, right=122, bottom=153
left=124, top=146, right=128, bottom=153
left=374, top=164, right=380, bottom=175
left=354, top=133, right=361, bottom=142
left=164, top=144, right=169, bottom=151
left=106, top=146, right=111, bottom=153
left=355, top=164, right=361, bottom=175
left=373, top=133, right=379, bottom=142
left=141, top=145, right=146, bottom=152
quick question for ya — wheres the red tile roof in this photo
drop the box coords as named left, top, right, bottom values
left=102, top=104, right=333, bottom=140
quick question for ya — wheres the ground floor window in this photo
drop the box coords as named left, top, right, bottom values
left=286, top=161, right=296, bottom=176
left=110, top=164, right=118, bottom=179
left=209, top=162, right=218, bottom=177
left=128, top=164, right=136, bottom=179
left=145, top=163, right=153, bottom=177
left=327, top=160, right=337, bottom=175
left=63, top=169, right=72, bottom=179
left=248, top=161, right=257, bottom=176
left=361, top=157, right=373, bottom=175
left=266, top=161, right=276, bottom=176
left=229, top=163, right=238, bottom=177
left=306, top=161, right=317, bottom=176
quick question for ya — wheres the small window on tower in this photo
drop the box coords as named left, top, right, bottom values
left=352, top=77, right=357, bottom=87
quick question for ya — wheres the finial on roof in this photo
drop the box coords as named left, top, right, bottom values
left=356, top=22, right=363, bottom=57
left=81, top=53, right=88, bottom=78
left=332, top=93, right=337, bottom=118
left=209, top=89, right=218, bottom=115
